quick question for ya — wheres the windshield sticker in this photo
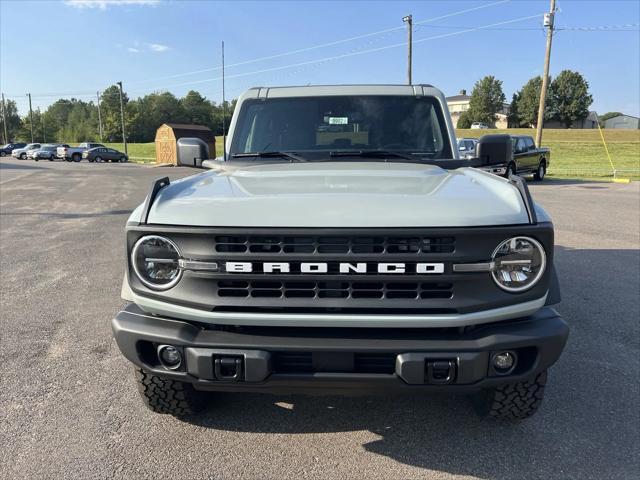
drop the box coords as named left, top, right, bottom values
left=327, top=116, right=348, bottom=125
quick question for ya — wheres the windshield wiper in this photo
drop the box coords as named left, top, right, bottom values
left=231, top=151, right=307, bottom=162
left=329, top=150, right=416, bottom=161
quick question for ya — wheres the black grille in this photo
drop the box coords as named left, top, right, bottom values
left=273, top=352, right=396, bottom=374
left=214, top=235, right=455, bottom=255
left=217, top=280, right=453, bottom=300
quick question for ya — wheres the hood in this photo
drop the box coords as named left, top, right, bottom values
left=136, top=162, right=529, bottom=227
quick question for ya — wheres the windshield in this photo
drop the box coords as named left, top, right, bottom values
left=230, top=95, right=452, bottom=159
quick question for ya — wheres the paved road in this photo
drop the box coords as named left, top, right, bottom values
left=1, top=158, right=638, bottom=480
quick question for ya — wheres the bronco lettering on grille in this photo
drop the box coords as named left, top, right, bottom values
left=224, top=261, right=445, bottom=274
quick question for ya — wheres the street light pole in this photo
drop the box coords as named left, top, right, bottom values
left=116, top=81, right=128, bottom=155
left=535, top=0, right=556, bottom=147
left=1, top=93, right=8, bottom=144
left=403, top=15, right=413, bottom=85
left=27, top=93, right=34, bottom=143
left=96, top=91, right=104, bottom=142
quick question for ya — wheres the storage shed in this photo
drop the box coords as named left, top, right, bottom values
left=155, top=123, right=216, bottom=165
left=603, top=114, right=640, bottom=129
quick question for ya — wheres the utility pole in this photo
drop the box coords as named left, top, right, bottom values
left=96, top=91, right=104, bottom=142
left=27, top=93, right=34, bottom=143
left=403, top=15, right=413, bottom=85
left=116, top=81, right=127, bottom=155
left=39, top=108, right=46, bottom=142
left=535, top=0, right=556, bottom=147
left=1, top=93, right=7, bottom=144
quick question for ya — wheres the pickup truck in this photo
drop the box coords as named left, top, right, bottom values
left=508, top=135, right=551, bottom=180
left=57, top=142, right=104, bottom=162
left=112, top=85, right=568, bottom=421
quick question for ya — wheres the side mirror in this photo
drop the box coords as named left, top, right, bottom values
left=476, top=134, right=512, bottom=166
left=176, top=137, right=210, bottom=168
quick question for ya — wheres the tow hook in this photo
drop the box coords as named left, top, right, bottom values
left=214, top=356, right=244, bottom=381
left=426, top=360, right=456, bottom=384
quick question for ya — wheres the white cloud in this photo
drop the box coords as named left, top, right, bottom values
left=64, top=0, right=160, bottom=9
left=127, top=47, right=141, bottom=53
left=148, top=43, right=170, bottom=53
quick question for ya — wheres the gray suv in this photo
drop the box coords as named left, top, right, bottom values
left=112, top=85, right=568, bottom=421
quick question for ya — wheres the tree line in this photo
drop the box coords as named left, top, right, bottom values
left=1, top=85, right=236, bottom=144
left=456, top=70, right=596, bottom=129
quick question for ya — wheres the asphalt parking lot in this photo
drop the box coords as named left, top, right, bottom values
left=1, top=157, right=638, bottom=480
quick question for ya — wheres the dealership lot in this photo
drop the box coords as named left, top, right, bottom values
left=0, top=158, right=638, bottom=479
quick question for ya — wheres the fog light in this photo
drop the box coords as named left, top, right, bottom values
left=492, top=351, right=516, bottom=374
left=158, top=345, right=182, bottom=369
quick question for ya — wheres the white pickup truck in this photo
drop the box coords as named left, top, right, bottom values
left=57, top=142, right=104, bottom=162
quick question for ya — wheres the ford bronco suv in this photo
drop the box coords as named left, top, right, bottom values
left=112, top=85, right=568, bottom=420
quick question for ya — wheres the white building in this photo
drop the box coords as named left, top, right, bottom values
left=446, top=90, right=510, bottom=129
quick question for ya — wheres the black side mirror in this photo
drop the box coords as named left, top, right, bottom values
left=176, top=137, right=209, bottom=168
left=476, top=134, right=512, bottom=166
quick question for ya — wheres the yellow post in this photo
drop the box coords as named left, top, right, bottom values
left=595, top=113, right=630, bottom=183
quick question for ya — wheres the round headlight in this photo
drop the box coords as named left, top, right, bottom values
left=131, top=235, right=182, bottom=290
left=491, top=236, right=546, bottom=292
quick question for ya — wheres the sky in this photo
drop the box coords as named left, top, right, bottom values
left=1, top=0, right=639, bottom=117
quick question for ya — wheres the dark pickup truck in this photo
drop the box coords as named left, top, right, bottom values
left=509, top=135, right=550, bottom=181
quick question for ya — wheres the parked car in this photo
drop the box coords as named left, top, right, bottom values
left=509, top=135, right=551, bottom=180
left=470, top=122, right=489, bottom=129
left=12, top=143, right=41, bottom=159
left=33, top=144, right=69, bottom=161
left=457, top=138, right=478, bottom=159
left=1, top=142, right=26, bottom=156
left=82, top=147, right=128, bottom=163
left=57, top=142, right=104, bottom=162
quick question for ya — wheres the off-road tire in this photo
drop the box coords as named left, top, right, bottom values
left=135, top=368, right=207, bottom=416
left=474, top=370, right=547, bottom=420
left=533, top=161, right=546, bottom=181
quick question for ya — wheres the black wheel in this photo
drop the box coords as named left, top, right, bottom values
left=0, top=151, right=6, bottom=157
left=20, top=153, right=27, bottom=160
left=533, top=161, right=546, bottom=181
left=119, top=156, right=127, bottom=163
left=88, top=157, right=95, bottom=163
left=34, top=158, right=39, bottom=162
left=135, top=368, right=207, bottom=416
left=48, top=155, right=54, bottom=161
left=474, top=371, right=547, bottom=420
left=72, top=153, right=81, bottom=162
left=505, top=162, right=516, bottom=179
left=94, top=156, right=102, bottom=163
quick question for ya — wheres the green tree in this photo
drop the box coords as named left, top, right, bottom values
left=507, top=92, right=520, bottom=127
left=456, top=111, right=472, bottom=129
left=513, top=76, right=556, bottom=128
left=549, top=70, right=593, bottom=128
left=100, top=85, right=128, bottom=142
left=1, top=99, right=22, bottom=142
left=467, top=76, right=506, bottom=126
left=181, top=90, right=214, bottom=127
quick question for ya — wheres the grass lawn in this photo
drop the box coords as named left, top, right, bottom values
left=457, top=128, right=640, bottom=179
left=108, top=130, right=638, bottom=180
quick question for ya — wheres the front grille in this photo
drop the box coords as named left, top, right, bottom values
left=217, top=280, right=453, bottom=300
left=214, top=235, right=455, bottom=255
left=273, top=352, right=397, bottom=374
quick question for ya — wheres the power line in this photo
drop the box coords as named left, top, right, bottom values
left=142, top=13, right=542, bottom=92
left=124, top=0, right=511, bottom=86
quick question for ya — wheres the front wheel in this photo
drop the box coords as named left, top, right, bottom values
left=94, top=156, right=102, bottom=163
left=72, top=153, right=81, bottom=162
left=474, top=371, right=547, bottom=420
left=20, top=153, right=27, bottom=160
left=0, top=151, right=6, bottom=157
left=533, top=161, right=546, bottom=181
left=135, top=368, right=207, bottom=416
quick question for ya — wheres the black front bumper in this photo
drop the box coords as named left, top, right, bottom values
left=112, top=304, right=569, bottom=394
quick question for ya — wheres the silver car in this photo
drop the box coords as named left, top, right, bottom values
left=12, top=143, right=41, bottom=159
